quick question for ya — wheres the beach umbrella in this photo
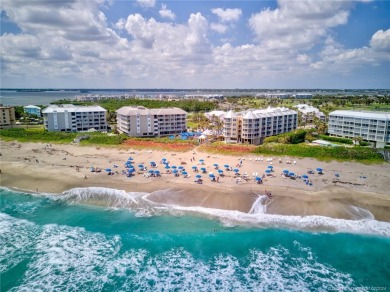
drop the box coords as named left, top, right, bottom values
left=218, top=169, right=223, bottom=174
left=172, top=170, right=178, bottom=174
left=178, top=166, right=184, bottom=170
left=171, top=165, right=177, bottom=169
left=209, top=173, right=215, bottom=177
left=163, top=161, right=169, bottom=165
left=199, top=159, right=204, bottom=162
left=192, top=166, right=197, bottom=169
left=289, top=172, right=295, bottom=177
left=265, top=169, right=271, bottom=173
left=316, top=167, right=323, bottom=172
left=201, top=167, right=206, bottom=171
left=224, top=164, right=229, bottom=167
left=182, top=171, right=188, bottom=175
left=213, top=163, right=218, bottom=167
left=105, top=168, right=112, bottom=172
left=148, top=170, right=154, bottom=173
left=128, top=168, right=135, bottom=173
left=165, top=165, right=170, bottom=169
left=155, top=170, right=160, bottom=174
left=302, top=174, right=308, bottom=179
left=283, top=169, right=289, bottom=174
left=162, top=158, right=167, bottom=161
left=150, top=161, right=156, bottom=165
left=268, top=165, right=273, bottom=169
left=233, top=168, right=239, bottom=173
left=196, top=174, right=202, bottom=178
left=128, top=157, right=133, bottom=161
left=138, top=164, right=144, bottom=168
left=255, top=176, right=262, bottom=181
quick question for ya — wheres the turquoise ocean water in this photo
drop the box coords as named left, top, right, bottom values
left=1, top=187, right=389, bottom=291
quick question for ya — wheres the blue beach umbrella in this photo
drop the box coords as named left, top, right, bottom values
left=224, top=164, right=229, bottom=168
left=165, top=165, right=170, bottom=169
left=196, top=174, right=202, bottom=178
left=154, top=170, right=160, bottom=174
left=162, top=158, right=167, bottom=161
left=265, top=169, right=271, bottom=174
left=128, top=157, right=133, bottom=161
left=255, top=176, right=262, bottom=181
left=302, top=174, right=309, bottom=179
left=233, top=168, right=239, bottom=173
left=192, top=166, right=197, bottom=169
left=182, top=171, right=188, bottom=175
left=128, top=168, right=135, bottom=173
left=209, top=173, right=215, bottom=177
left=172, top=170, right=178, bottom=174
left=268, top=165, right=273, bottom=169
left=218, top=169, right=223, bottom=174
left=178, top=166, right=184, bottom=170
left=150, top=161, right=156, bottom=165
left=138, top=164, right=144, bottom=168
left=171, top=166, right=177, bottom=169
left=213, top=163, right=218, bottom=167
left=289, top=172, right=295, bottom=177
left=105, top=168, right=112, bottom=172
left=148, top=169, right=154, bottom=173
left=200, top=167, right=206, bottom=171
left=316, top=168, right=323, bottom=172
left=283, top=169, right=289, bottom=174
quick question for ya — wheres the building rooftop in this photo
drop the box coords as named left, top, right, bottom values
left=42, top=104, right=106, bottom=113
left=116, top=106, right=187, bottom=116
left=329, top=110, right=390, bottom=120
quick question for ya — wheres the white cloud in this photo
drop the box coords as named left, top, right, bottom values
left=370, top=29, right=390, bottom=51
left=249, top=0, right=351, bottom=50
left=137, top=0, right=155, bottom=8
left=159, top=4, right=175, bottom=20
left=211, top=8, right=242, bottom=22
left=210, top=23, right=228, bottom=34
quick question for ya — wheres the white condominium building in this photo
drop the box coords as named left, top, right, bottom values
left=116, top=106, right=187, bottom=137
left=294, top=104, right=326, bottom=123
left=223, top=107, right=298, bottom=145
left=328, top=110, right=390, bottom=148
left=42, top=104, right=108, bottom=132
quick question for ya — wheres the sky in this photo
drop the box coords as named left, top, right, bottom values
left=0, top=0, right=389, bottom=89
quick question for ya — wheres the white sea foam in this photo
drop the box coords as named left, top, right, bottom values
left=51, top=187, right=390, bottom=237
left=171, top=205, right=390, bottom=237
left=0, top=213, right=38, bottom=273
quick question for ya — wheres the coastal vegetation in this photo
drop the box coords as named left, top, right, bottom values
left=51, top=98, right=216, bottom=113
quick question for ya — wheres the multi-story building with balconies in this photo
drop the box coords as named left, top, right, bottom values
left=0, top=105, right=16, bottom=129
left=328, top=110, right=390, bottom=148
left=42, top=104, right=108, bottom=132
left=222, top=107, right=298, bottom=145
left=116, top=106, right=187, bottom=137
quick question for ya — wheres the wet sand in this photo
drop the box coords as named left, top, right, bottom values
left=1, top=141, right=390, bottom=221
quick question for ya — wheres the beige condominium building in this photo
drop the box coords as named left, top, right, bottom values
left=0, top=105, right=16, bottom=129
left=42, top=104, right=108, bottom=132
left=116, top=106, right=187, bottom=137
left=223, top=107, right=298, bottom=145
left=328, top=110, right=390, bottom=148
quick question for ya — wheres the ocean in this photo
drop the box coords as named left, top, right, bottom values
left=1, top=187, right=389, bottom=291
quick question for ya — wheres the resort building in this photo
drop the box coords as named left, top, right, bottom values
left=116, top=106, right=187, bottom=137
left=42, top=104, right=108, bottom=132
left=328, top=110, right=390, bottom=148
left=294, top=104, right=326, bottom=123
left=293, top=93, right=313, bottom=99
left=223, top=107, right=298, bottom=145
left=0, top=105, right=16, bottom=129
left=23, top=105, right=41, bottom=117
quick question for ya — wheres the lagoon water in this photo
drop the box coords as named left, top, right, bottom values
left=1, top=187, right=390, bottom=291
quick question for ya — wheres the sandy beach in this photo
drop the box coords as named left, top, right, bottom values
left=1, top=140, right=390, bottom=221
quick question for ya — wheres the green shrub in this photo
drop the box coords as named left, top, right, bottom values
left=253, top=143, right=383, bottom=162
left=263, top=129, right=307, bottom=144
left=319, top=135, right=353, bottom=144
left=0, top=128, right=76, bottom=143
